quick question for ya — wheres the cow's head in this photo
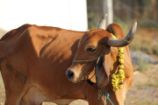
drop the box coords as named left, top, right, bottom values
left=66, top=22, right=137, bottom=83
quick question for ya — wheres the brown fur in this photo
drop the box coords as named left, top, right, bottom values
left=0, top=23, right=133, bottom=105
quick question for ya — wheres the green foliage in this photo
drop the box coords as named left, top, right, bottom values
left=88, top=12, right=100, bottom=29
left=140, top=20, right=158, bottom=28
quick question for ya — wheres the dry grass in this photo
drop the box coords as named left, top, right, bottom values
left=130, top=28, right=158, bottom=55
left=125, top=65, right=158, bottom=105
left=0, top=73, right=5, bottom=105
left=0, top=28, right=6, bottom=104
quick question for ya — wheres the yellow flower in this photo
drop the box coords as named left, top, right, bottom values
left=118, top=48, right=124, bottom=53
left=119, top=58, right=124, bottom=64
left=119, top=65, right=124, bottom=69
left=111, top=35, right=125, bottom=91
left=119, top=54, right=124, bottom=59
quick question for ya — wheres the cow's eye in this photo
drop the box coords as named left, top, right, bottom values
left=86, top=47, right=96, bottom=53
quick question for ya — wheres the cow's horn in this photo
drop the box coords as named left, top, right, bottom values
left=107, top=21, right=137, bottom=47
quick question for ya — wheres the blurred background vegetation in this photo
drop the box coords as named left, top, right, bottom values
left=87, top=0, right=158, bottom=70
left=87, top=0, right=158, bottom=28
left=87, top=1, right=158, bottom=105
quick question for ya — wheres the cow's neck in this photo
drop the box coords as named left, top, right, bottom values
left=104, top=47, right=119, bottom=77
left=87, top=47, right=119, bottom=87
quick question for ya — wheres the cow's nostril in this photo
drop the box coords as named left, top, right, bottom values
left=66, top=70, right=74, bottom=80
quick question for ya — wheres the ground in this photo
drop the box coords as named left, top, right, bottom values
left=126, top=65, right=158, bottom=105
left=0, top=73, right=5, bottom=105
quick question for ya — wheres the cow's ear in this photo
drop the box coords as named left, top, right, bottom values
left=106, top=23, right=124, bottom=38
left=96, top=65, right=109, bottom=89
left=95, top=56, right=110, bottom=89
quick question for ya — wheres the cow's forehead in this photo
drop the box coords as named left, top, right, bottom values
left=89, top=29, right=111, bottom=38
left=80, top=29, right=110, bottom=44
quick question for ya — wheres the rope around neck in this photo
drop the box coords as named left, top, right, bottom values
left=111, top=34, right=125, bottom=91
left=106, top=93, right=115, bottom=105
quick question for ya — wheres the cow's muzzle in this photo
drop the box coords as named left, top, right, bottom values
left=65, top=70, right=74, bottom=81
left=65, top=66, right=82, bottom=83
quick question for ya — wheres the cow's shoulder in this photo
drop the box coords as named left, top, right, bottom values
left=0, top=24, right=33, bottom=58
left=1, top=24, right=32, bottom=41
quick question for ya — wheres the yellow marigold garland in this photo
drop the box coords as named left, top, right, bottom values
left=111, top=35, right=125, bottom=91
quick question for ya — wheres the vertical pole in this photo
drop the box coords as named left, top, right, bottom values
left=99, top=0, right=113, bottom=29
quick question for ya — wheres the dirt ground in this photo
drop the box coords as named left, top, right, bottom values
left=126, top=65, right=158, bottom=105
left=0, top=73, right=5, bottom=105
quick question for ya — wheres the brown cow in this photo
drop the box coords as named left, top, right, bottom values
left=0, top=22, right=136, bottom=105
left=66, top=22, right=137, bottom=105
